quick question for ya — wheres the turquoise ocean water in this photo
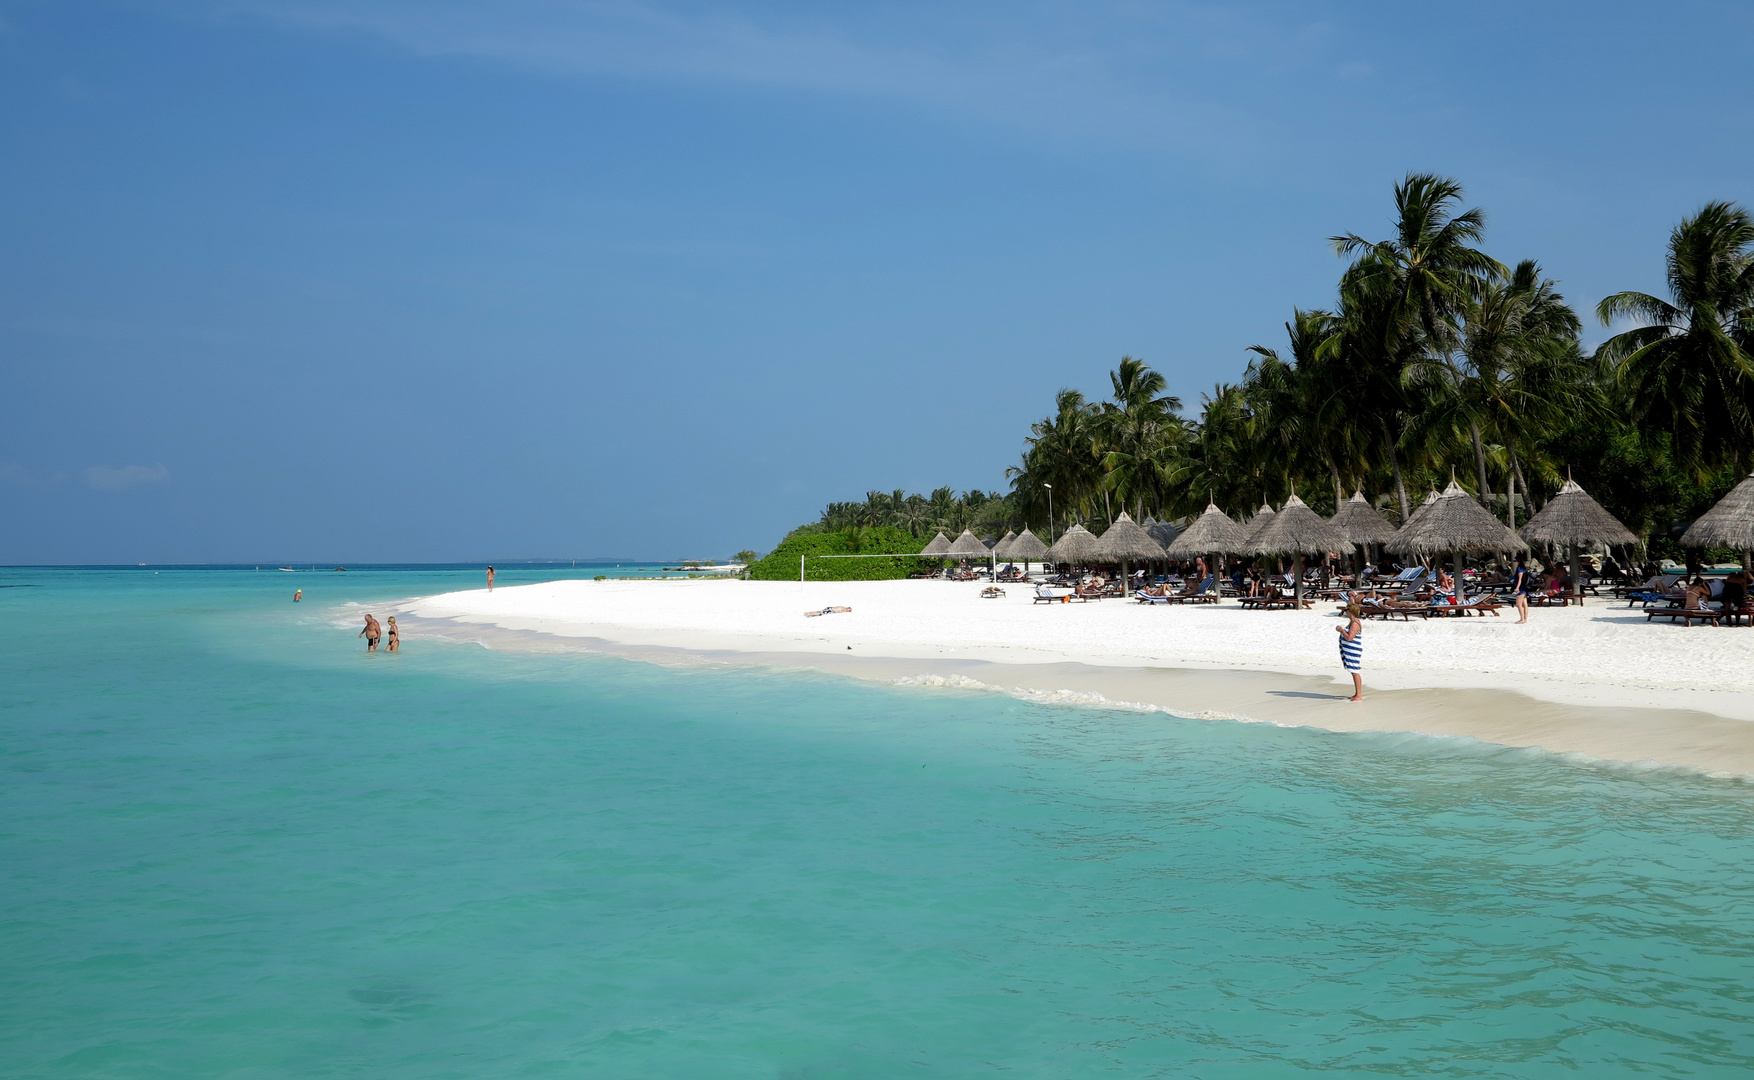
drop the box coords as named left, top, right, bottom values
left=5, top=566, right=1754, bottom=1078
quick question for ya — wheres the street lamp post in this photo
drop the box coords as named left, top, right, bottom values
left=1043, top=483, right=1055, bottom=545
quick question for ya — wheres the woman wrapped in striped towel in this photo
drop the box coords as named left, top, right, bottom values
left=1336, top=600, right=1364, bottom=702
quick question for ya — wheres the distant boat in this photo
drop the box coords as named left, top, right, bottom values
left=277, top=567, right=296, bottom=572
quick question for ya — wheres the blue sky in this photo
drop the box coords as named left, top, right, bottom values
left=3, top=0, right=1752, bottom=563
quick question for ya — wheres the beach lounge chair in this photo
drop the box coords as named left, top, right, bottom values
left=1033, top=585, right=1081, bottom=604
left=1423, top=595, right=1502, bottom=617
left=1239, top=595, right=1311, bottom=610
left=1135, top=590, right=1173, bottom=605
left=1353, top=599, right=1427, bottom=621
left=1646, top=606, right=1724, bottom=625
left=1166, top=578, right=1218, bottom=605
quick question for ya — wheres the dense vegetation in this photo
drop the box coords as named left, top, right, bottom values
left=762, top=176, right=1754, bottom=562
left=746, top=526, right=933, bottom=581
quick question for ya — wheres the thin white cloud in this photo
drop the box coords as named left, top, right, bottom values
left=171, top=0, right=1330, bottom=155
left=83, top=463, right=170, bottom=492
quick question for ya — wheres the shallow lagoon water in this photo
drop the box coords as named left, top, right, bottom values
left=4, top=568, right=1754, bottom=1077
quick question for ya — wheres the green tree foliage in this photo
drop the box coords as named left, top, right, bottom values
left=745, top=526, right=934, bottom=581
left=760, top=180, right=1754, bottom=561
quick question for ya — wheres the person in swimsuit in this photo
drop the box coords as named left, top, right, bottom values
left=293, top=589, right=302, bottom=602
left=487, top=566, right=495, bottom=592
left=385, top=616, right=399, bottom=652
left=1337, top=600, right=1364, bottom=701
left=359, top=613, right=381, bottom=651
left=1509, top=557, right=1533, bottom=624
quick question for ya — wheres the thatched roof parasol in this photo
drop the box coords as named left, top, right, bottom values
left=1147, top=516, right=1181, bottom=548
left=993, top=530, right=1018, bottom=558
left=1009, top=529, right=1050, bottom=561
left=1047, top=523, right=1100, bottom=563
left=1243, top=502, right=1277, bottom=545
left=1386, top=480, right=1527, bottom=556
left=1522, top=479, right=1639, bottom=548
left=1165, top=503, right=1252, bottom=557
left=1401, top=487, right=1442, bottom=531
left=1247, top=494, right=1346, bottom=555
left=946, top=529, right=989, bottom=557
left=1093, top=512, right=1167, bottom=561
left=1680, top=473, right=1754, bottom=550
left=918, top=531, right=952, bottom=556
left=1329, top=490, right=1399, bottom=546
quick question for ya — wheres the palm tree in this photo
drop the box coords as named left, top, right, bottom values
left=1598, top=201, right=1754, bottom=475
left=1406, top=260, right=1591, bottom=513
left=1329, top=175, right=1503, bottom=520
left=1332, top=173, right=1506, bottom=352
left=1097, top=357, right=1187, bottom=519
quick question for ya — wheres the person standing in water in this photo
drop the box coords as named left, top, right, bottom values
left=385, top=616, right=399, bottom=652
left=359, top=613, right=381, bottom=651
left=1509, top=556, right=1534, bottom=624
left=1336, top=600, right=1364, bottom=701
left=293, top=589, right=302, bottom=603
left=486, top=566, right=495, bottom=592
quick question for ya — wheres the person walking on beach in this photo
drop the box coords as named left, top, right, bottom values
left=359, top=613, right=381, bottom=651
left=486, top=566, right=495, bottom=592
left=385, top=616, right=399, bottom=652
left=1510, top=557, right=1534, bottom=623
left=1337, top=600, right=1364, bottom=702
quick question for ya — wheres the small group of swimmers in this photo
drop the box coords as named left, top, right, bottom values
left=359, top=613, right=399, bottom=652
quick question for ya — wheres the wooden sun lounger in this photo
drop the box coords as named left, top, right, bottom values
left=1238, top=595, right=1311, bottom=610
left=1033, top=588, right=1083, bottom=604
left=1524, top=593, right=1583, bottom=607
left=1354, top=602, right=1427, bottom=621
left=1647, top=606, right=1724, bottom=625
left=1422, top=598, right=1502, bottom=617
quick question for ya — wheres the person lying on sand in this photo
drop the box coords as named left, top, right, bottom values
left=804, top=606, right=852, bottom=617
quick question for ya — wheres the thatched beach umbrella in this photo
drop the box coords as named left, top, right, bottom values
left=1165, top=502, right=1251, bottom=558
left=993, top=530, right=1018, bottom=559
left=919, top=531, right=952, bottom=556
left=1247, top=493, right=1347, bottom=608
left=1243, top=501, right=1278, bottom=546
left=1093, top=512, right=1166, bottom=596
left=1402, top=487, right=1442, bottom=531
left=1680, top=473, right=1754, bottom=570
left=1386, top=479, right=1527, bottom=593
left=1009, top=528, right=1050, bottom=574
left=1165, top=501, right=1251, bottom=585
left=946, top=529, right=988, bottom=557
left=1522, top=478, right=1639, bottom=597
left=1329, top=489, right=1399, bottom=574
left=1048, top=523, right=1100, bottom=566
left=1146, top=516, right=1181, bottom=550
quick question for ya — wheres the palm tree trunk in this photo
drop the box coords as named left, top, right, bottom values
left=1470, top=421, right=1490, bottom=506
left=1506, top=470, right=1516, bottom=530
left=1512, top=453, right=1535, bottom=513
left=1387, top=440, right=1411, bottom=524
left=1330, top=462, right=1343, bottom=511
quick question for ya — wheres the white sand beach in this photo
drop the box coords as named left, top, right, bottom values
left=400, top=578, right=1754, bottom=776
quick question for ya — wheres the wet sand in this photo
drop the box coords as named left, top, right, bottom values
left=393, top=610, right=1754, bottom=780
